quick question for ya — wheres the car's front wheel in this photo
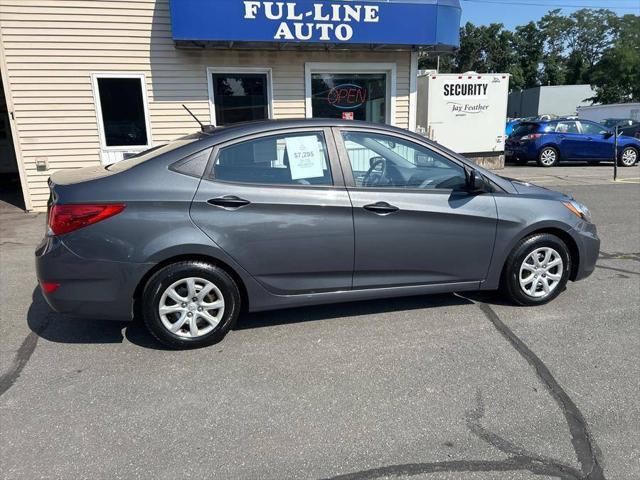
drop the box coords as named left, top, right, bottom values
left=501, top=233, right=571, bottom=306
left=619, top=146, right=638, bottom=167
left=537, top=147, right=559, bottom=167
left=142, top=261, right=241, bottom=349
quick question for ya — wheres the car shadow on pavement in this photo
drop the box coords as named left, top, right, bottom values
left=235, top=293, right=475, bottom=329
left=27, top=287, right=501, bottom=350
left=27, top=288, right=131, bottom=345
left=505, top=161, right=616, bottom=168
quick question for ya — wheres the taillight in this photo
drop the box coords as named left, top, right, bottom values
left=48, top=203, right=126, bottom=236
left=521, top=133, right=542, bottom=140
left=40, top=281, right=60, bottom=294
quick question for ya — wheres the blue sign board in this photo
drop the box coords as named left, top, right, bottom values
left=169, top=0, right=461, bottom=48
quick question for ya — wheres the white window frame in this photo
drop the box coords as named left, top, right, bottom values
left=206, top=67, right=274, bottom=127
left=304, top=62, right=397, bottom=126
left=90, top=72, right=153, bottom=152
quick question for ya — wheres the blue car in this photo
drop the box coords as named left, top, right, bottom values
left=505, top=119, right=640, bottom=167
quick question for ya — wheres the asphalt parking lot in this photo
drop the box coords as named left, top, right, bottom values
left=1, top=164, right=638, bottom=480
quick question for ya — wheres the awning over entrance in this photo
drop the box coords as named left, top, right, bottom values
left=169, top=0, right=461, bottom=51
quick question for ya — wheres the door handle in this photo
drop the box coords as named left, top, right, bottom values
left=207, top=195, right=251, bottom=209
left=363, top=201, right=399, bottom=215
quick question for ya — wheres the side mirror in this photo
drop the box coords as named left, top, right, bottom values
left=603, top=131, right=614, bottom=139
left=465, top=167, right=486, bottom=194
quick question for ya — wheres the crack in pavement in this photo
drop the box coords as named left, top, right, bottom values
left=595, top=264, right=640, bottom=276
left=598, top=251, right=640, bottom=262
left=596, top=251, right=640, bottom=276
left=321, top=303, right=605, bottom=480
left=0, top=313, right=51, bottom=397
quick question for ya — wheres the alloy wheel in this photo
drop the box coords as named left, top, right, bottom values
left=158, top=277, right=225, bottom=338
left=518, top=247, right=564, bottom=298
left=540, top=148, right=557, bottom=166
left=621, top=148, right=637, bottom=166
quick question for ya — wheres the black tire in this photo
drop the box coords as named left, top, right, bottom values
left=501, top=233, right=571, bottom=306
left=142, top=261, right=241, bottom=349
left=537, top=146, right=559, bottom=167
left=619, top=146, right=638, bottom=167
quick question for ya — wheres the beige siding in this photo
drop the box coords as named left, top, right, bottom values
left=0, top=0, right=412, bottom=211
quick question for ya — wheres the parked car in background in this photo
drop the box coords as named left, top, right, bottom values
left=505, top=119, right=640, bottom=167
left=37, top=119, right=599, bottom=349
left=601, top=118, right=640, bottom=139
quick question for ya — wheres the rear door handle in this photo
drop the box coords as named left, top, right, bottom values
left=207, top=195, right=251, bottom=209
left=363, top=201, right=399, bottom=215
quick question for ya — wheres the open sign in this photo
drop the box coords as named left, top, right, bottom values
left=327, top=84, right=368, bottom=110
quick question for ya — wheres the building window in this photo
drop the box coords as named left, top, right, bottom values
left=210, top=71, right=270, bottom=126
left=311, top=73, right=387, bottom=123
left=92, top=74, right=151, bottom=148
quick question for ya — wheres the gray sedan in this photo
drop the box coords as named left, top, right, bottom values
left=36, top=119, right=599, bottom=349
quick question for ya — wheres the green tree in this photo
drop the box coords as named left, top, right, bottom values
left=512, top=21, right=544, bottom=88
left=537, top=9, right=573, bottom=85
left=419, top=8, right=638, bottom=103
left=565, top=9, right=618, bottom=84
left=590, top=14, right=640, bottom=103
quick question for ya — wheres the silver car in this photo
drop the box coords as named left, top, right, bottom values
left=36, top=119, right=599, bottom=349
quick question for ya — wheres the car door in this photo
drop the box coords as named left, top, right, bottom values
left=578, top=121, right=614, bottom=160
left=553, top=121, right=583, bottom=160
left=334, top=128, right=498, bottom=289
left=190, top=127, right=355, bottom=294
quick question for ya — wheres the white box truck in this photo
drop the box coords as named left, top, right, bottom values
left=417, top=72, right=510, bottom=156
left=577, top=103, right=640, bottom=123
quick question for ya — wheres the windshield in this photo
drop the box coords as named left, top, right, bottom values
left=106, top=133, right=204, bottom=172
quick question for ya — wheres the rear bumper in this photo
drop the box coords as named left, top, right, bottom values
left=35, top=236, right=152, bottom=321
left=505, top=142, right=538, bottom=161
left=572, top=222, right=600, bottom=281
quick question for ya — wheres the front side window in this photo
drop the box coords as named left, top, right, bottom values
left=579, top=122, right=608, bottom=135
left=342, top=131, right=466, bottom=191
left=212, top=132, right=332, bottom=186
left=211, top=73, right=269, bottom=126
left=95, top=76, right=150, bottom=147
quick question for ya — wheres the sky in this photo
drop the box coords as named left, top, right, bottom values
left=459, top=0, right=640, bottom=29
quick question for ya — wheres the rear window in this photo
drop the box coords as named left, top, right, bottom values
left=511, top=123, right=540, bottom=137
left=106, top=133, right=204, bottom=172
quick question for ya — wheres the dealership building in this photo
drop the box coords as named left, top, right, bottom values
left=0, top=0, right=461, bottom=211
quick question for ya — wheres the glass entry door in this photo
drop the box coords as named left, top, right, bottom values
left=311, top=73, right=387, bottom=124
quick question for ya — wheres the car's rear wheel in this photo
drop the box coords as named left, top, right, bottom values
left=537, top=147, right=559, bottom=167
left=619, top=146, right=638, bottom=167
left=501, top=233, right=571, bottom=306
left=142, top=261, right=241, bottom=349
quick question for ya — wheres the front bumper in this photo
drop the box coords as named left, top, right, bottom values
left=572, top=222, right=600, bottom=281
left=35, top=236, right=152, bottom=321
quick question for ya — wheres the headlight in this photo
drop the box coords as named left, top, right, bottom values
left=562, top=200, right=592, bottom=223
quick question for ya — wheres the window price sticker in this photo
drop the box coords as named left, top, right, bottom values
left=285, top=135, right=324, bottom=180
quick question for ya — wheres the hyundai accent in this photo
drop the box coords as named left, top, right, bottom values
left=37, top=119, right=600, bottom=349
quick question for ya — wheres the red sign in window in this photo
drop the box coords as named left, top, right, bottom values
left=342, top=111, right=354, bottom=120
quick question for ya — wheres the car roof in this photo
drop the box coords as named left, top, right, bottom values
left=205, top=118, right=413, bottom=136
left=189, top=118, right=436, bottom=149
